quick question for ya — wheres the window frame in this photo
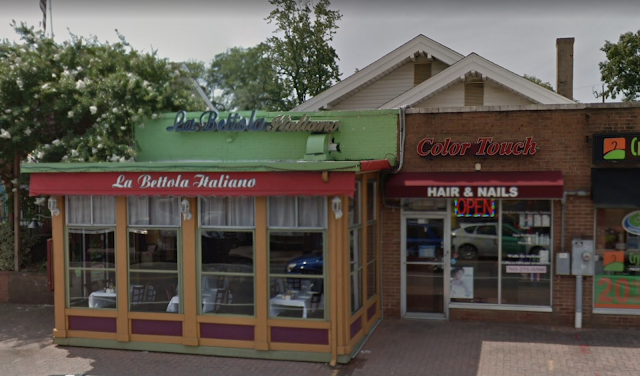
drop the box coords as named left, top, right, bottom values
left=366, top=179, right=378, bottom=302
left=198, top=196, right=256, bottom=316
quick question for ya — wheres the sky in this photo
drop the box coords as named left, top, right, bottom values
left=1, top=0, right=639, bottom=104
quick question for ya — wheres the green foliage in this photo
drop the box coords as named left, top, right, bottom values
left=0, top=222, right=40, bottom=271
left=523, top=74, right=554, bottom=91
left=0, top=21, right=204, bottom=177
left=206, top=44, right=291, bottom=111
left=598, top=29, right=640, bottom=101
left=266, top=0, right=342, bottom=107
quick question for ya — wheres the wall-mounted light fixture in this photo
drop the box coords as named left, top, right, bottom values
left=181, top=199, right=192, bottom=221
left=475, top=162, right=482, bottom=172
left=48, top=197, right=60, bottom=217
left=331, top=196, right=343, bottom=219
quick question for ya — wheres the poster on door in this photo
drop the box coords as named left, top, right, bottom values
left=450, top=267, right=474, bottom=299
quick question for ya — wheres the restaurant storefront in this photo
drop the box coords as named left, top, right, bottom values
left=23, top=109, right=398, bottom=364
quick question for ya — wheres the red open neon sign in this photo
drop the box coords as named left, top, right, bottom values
left=454, top=198, right=496, bottom=217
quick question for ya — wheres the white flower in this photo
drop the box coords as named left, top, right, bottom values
left=90, top=106, right=98, bottom=114
left=36, top=151, right=44, bottom=159
left=139, top=123, right=145, bottom=129
left=97, top=143, right=103, bottom=149
left=112, top=108, right=118, bottom=114
left=0, top=129, right=11, bottom=139
left=75, top=80, right=86, bottom=90
left=119, top=156, right=126, bottom=162
left=92, top=148, right=98, bottom=154
left=34, top=94, right=39, bottom=99
left=43, top=144, right=50, bottom=149
left=11, top=188, right=17, bottom=192
left=52, top=73, right=56, bottom=78
left=16, top=79, right=23, bottom=89
left=53, top=54, right=60, bottom=61
left=15, top=57, right=21, bottom=64
left=110, top=154, right=119, bottom=162
left=96, top=136, right=102, bottom=141
left=61, top=155, right=68, bottom=161
left=120, top=126, right=126, bottom=131
left=68, top=111, right=74, bottom=118
left=10, top=179, right=18, bottom=184
left=152, top=113, right=158, bottom=120
left=41, top=83, right=50, bottom=90
left=71, top=149, right=79, bottom=157
left=77, top=67, right=83, bottom=72
left=24, top=127, right=31, bottom=136
left=4, top=109, right=11, bottom=114
left=52, top=139, right=61, bottom=145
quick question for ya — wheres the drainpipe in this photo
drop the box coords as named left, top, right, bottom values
left=561, top=190, right=589, bottom=329
left=393, top=106, right=408, bottom=173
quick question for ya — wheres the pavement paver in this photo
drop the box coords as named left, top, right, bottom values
left=2, top=303, right=640, bottom=376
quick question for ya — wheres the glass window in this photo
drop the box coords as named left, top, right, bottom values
left=366, top=223, right=377, bottom=299
left=128, top=196, right=180, bottom=227
left=501, top=200, right=552, bottom=306
left=450, top=199, right=552, bottom=306
left=402, top=198, right=447, bottom=212
left=66, top=195, right=117, bottom=309
left=200, top=196, right=255, bottom=316
left=594, top=208, right=640, bottom=310
left=268, top=196, right=326, bottom=320
left=349, top=181, right=361, bottom=227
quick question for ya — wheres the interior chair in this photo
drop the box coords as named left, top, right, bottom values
left=287, top=278, right=301, bottom=291
left=131, top=285, right=146, bottom=304
left=214, top=289, right=228, bottom=313
left=144, top=285, right=156, bottom=302
left=164, top=284, right=177, bottom=302
left=311, top=293, right=322, bottom=309
left=83, top=281, right=99, bottom=296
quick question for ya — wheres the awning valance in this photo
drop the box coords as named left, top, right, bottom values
left=29, top=171, right=356, bottom=197
left=386, top=171, right=564, bottom=199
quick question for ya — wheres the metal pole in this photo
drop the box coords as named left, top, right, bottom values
left=49, top=0, right=54, bottom=38
left=575, top=275, right=583, bottom=328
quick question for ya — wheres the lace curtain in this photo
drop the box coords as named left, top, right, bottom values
left=200, top=197, right=255, bottom=227
left=128, top=196, right=180, bottom=226
left=67, top=196, right=115, bottom=225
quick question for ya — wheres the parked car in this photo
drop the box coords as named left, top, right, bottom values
left=406, top=221, right=444, bottom=259
left=451, top=223, right=546, bottom=260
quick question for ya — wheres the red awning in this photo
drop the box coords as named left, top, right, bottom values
left=29, top=171, right=356, bottom=197
left=386, top=171, right=564, bottom=199
left=360, top=159, right=392, bottom=172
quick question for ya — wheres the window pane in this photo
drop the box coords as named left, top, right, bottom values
left=67, top=196, right=92, bottom=224
left=367, top=261, right=377, bottom=299
left=349, top=182, right=361, bottom=227
left=350, top=269, right=363, bottom=313
left=68, top=269, right=116, bottom=308
left=270, top=232, right=323, bottom=275
left=367, top=180, right=376, bottom=221
left=128, top=196, right=179, bottom=226
left=298, top=197, right=325, bottom=228
left=350, top=228, right=362, bottom=272
left=594, top=208, right=640, bottom=309
left=129, top=229, right=178, bottom=270
left=92, top=196, right=116, bottom=225
left=501, top=200, right=551, bottom=306
left=451, top=210, right=499, bottom=303
left=129, top=271, right=179, bottom=313
left=201, top=197, right=255, bottom=227
left=202, top=275, right=254, bottom=316
left=268, top=197, right=296, bottom=227
left=269, top=277, right=324, bottom=319
left=200, top=197, right=226, bottom=226
left=202, top=231, right=254, bottom=273
left=367, top=224, right=377, bottom=262
left=68, top=228, right=115, bottom=268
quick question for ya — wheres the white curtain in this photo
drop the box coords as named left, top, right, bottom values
left=128, top=196, right=150, bottom=226
left=92, top=196, right=116, bottom=225
left=268, top=196, right=296, bottom=228
left=149, top=197, right=179, bottom=226
left=298, top=197, right=325, bottom=228
left=227, top=197, right=254, bottom=227
left=200, top=197, right=226, bottom=226
left=67, top=196, right=91, bottom=224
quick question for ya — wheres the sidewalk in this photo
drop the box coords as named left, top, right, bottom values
left=2, top=303, right=640, bottom=376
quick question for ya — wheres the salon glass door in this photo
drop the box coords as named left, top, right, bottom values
left=402, top=215, right=450, bottom=319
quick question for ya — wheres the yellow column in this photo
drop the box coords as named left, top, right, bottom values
left=115, top=197, right=129, bottom=342
left=339, top=194, right=350, bottom=353
left=182, top=197, right=198, bottom=346
left=361, top=175, right=369, bottom=332
left=254, top=197, right=269, bottom=351
left=52, top=196, right=67, bottom=339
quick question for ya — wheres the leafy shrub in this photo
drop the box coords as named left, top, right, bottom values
left=0, top=222, right=41, bottom=271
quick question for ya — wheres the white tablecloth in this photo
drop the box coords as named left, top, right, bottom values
left=88, top=291, right=116, bottom=308
left=270, top=293, right=313, bottom=318
left=166, top=289, right=222, bottom=313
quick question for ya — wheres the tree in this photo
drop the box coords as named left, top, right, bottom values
left=205, top=44, right=290, bottom=111
left=598, top=29, right=640, bottom=101
left=265, top=0, right=342, bottom=107
left=0, top=22, right=203, bottom=270
left=523, top=74, right=554, bottom=91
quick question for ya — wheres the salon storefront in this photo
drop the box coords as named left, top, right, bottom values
left=23, top=109, right=398, bottom=364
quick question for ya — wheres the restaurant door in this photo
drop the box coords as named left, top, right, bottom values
left=401, top=215, right=450, bottom=319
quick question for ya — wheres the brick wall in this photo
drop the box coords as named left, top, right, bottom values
left=381, top=104, right=640, bottom=326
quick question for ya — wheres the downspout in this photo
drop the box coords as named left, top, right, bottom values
left=561, top=190, right=589, bottom=329
left=394, top=105, right=408, bottom=174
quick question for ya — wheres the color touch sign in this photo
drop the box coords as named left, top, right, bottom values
left=28, top=172, right=356, bottom=197
left=417, top=137, right=537, bottom=157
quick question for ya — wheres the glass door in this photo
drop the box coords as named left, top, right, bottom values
left=402, top=216, right=449, bottom=318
